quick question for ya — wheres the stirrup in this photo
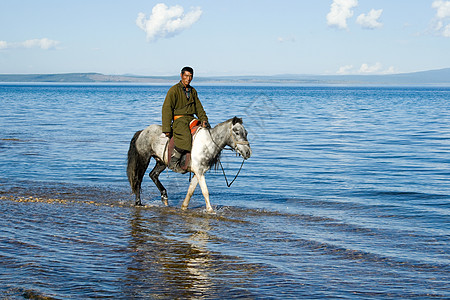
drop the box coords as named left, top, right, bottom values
left=169, top=149, right=187, bottom=174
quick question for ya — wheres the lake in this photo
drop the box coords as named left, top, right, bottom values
left=0, top=83, right=449, bottom=299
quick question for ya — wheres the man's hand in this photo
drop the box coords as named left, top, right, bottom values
left=202, top=121, right=210, bottom=128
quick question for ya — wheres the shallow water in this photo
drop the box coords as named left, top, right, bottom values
left=0, top=84, right=449, bottom=299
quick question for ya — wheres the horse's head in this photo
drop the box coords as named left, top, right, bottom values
left=229, top=117, right=252, bottom=159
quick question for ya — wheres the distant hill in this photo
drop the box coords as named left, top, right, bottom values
left=307, top=68, right=450, bottom=85
left=1, top=68, right=450, bottom=85
left=0, top=73, right=179, bottom=83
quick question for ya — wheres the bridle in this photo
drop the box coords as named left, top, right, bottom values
left=206, top=124, right=249, bottom=154
left=230, top=129, right=250, bottom=150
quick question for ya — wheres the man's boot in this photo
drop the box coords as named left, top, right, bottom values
left=169, top=148, right=187, bottom=174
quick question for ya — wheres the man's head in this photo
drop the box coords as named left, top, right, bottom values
left=180, top=66, right=194, bottom=87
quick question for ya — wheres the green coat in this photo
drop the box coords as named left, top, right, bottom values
left=162, top=81, right=208, bottom=151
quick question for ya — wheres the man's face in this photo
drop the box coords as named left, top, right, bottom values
left=181, top=71, right=193, bottom=86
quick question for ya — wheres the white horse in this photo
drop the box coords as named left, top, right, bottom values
left=127, top=117, right=251, bottom=213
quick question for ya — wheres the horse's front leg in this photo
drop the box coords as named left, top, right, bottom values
left=198, top=174, right=214, bottom=213
left=181, top=174, right=199, bottom=210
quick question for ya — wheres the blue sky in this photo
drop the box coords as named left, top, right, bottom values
left=1, top=0, right=450, bottom=76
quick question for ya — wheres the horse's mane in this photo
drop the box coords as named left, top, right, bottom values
left=231, top=116, right=243, bottom=125
left=222, top=116, right=243, bottom=126
left=202, top=126, right=222, bottom=171
left=210, top=150, right=222, bottom=171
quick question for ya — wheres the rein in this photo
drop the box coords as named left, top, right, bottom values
left=206, top=127, right=248, bottom=187
left=219, top=158, right=245, bottom=187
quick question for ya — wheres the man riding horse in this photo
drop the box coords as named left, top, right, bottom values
left=162, top=66, right=210, bottom=173
left=127, top=68, right=251, bottom=209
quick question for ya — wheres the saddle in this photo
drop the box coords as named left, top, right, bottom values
left=167, top=119, right=201, bottom=171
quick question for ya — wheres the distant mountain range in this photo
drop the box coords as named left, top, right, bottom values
left=1, top=68, right=450, bottom=85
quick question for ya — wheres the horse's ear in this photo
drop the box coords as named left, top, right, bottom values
left=232, top=116, right=243, bottom=125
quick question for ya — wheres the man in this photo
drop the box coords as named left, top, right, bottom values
left=162, top=66, right=209, bottom=173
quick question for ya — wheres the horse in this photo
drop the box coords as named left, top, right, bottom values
left=127, top=116, right=252, bottom=213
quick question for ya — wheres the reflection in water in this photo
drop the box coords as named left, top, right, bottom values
left=126, top=209, right=216, bottom=299
left=182, top=213, right=214, bottom=296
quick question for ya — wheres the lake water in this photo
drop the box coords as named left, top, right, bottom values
left=0, top=84, right=449, bottom=299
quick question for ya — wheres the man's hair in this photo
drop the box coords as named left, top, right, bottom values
left=181, top=66, right=194, bottom=75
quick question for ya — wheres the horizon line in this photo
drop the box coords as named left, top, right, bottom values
left=1, top=67, right=450, bottom=78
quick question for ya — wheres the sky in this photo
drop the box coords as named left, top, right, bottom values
left=1, top=0, right=450, bottom=76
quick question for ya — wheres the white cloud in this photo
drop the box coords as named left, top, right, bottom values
left=136, top=3, right=202, bottom=42
left=0, top=38, right=60, bottom=50
left=22, top=38, right=60, bottom=50
left=356, top=9, right=383, bottom=29
left=337, top=64, right=354, bottom=74
left=327, top=0, right=358, bottom=29
left=277, top=36, right=296, bottom=43
left=432, top=0, right=450, bottom=37
left=359, top=62, right=382, bottom=73
left=443, top=24, right=450, bottom=37
left=336, top=63, right=396, bottom=75
left=432, top=0, right=450, bottom=18
left=383, top=66, right=396, bottom=74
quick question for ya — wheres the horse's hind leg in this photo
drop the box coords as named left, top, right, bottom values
left=149, top=160, right=168, bottom=206
left=135, top=189, right=142, bottom=206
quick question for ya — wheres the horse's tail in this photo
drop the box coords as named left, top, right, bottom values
left=127, top=130, right=150, bottom=196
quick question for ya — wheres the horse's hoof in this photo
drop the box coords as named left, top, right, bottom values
left=161, top=196, right=168, bottom=206
left=181, top=205, right=188, bottom=210
left=206, top=208, right=216, bottom=214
